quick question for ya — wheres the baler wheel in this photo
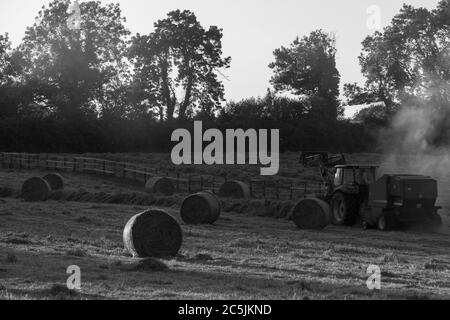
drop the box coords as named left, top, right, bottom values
left=330, top=192, right=358, bottom=226
left=377, top=214, right=397, bottom=231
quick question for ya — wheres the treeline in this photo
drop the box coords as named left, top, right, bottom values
left=0, top=0, right=448, bottom=153
left=0, top=97, right=372, bottom=153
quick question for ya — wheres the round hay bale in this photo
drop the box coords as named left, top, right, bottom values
left=21, top=177, right=51, bottom=202
left=123, top=210, right=182, bottom=258
left=218, top=180, right=250, bottom=199
left=181, top=191, right=221, bottom=225
left=42, top=173, right=64, bottom=191
left=145, top=177, right=175, bottom=196
left=291, top=198, right=331, bottom=230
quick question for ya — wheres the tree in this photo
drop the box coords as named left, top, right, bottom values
left=129, top=10, right=231, bottom=121
left=343, top=30, right=400, bottom=112
left=0, top=34, right=13, bottom=86
left=347, top=0, right=450, bottom=114
left=17, top=0, right=130, bottom=121
left=269, top=30, right=341, bottom=119
left=352, top=103, right=391, bottom=127
left=0, top=33, right=24, bottom=118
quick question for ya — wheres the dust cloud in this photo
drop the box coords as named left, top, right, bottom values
left=378, top=105, right=450, bottom=215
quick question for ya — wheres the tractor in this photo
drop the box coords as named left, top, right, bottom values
left=299, top=152, right=442, bottom=231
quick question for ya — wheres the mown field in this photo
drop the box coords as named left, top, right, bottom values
left=1, top=153, right=450, bottom=300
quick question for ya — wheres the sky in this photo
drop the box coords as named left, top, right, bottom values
left=0, top=0, right=440, bottom=117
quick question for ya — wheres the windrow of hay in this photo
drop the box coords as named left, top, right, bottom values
left=21, top=177, right=51, bottom=202
left=145, top=177, right=175, bottom=196
left=123, top=209, right=183, bottom=258
left=221, top=199, right=294, bottom=218
left=291, top=198, right=330, bottom=230
left=56, top=190, right=181, bottom=207
left=181, top=191, right=221, bottom=225
left=218, top=180, right=250, bottom=199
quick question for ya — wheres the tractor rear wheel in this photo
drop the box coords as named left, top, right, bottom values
left=330, top=192, right=358, bottom=226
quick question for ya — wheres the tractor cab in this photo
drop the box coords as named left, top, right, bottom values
left=333, top=165, right=378, bottom=187
left=332, top=165, right=378, bottom=203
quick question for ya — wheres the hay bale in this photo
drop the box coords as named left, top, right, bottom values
left=42, top=173, right=64, bottom=191
left=291, top=198, right=330, bottom=230
left=123, top=210, right=182, bottom=258
left=21, top=177, right=51, bottom=202
left=218, top=180, right=250, bottom=199
left=181, top=191, right=221, bottom=225
left=145, top=177, right=175, bottom=196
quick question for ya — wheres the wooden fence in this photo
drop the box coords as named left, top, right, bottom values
left=0, top=152, right=324, bottom=201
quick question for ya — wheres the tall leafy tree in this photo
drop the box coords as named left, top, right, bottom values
left=129, top=10, right=231, bottom=121
left=0, top=33, right=24, bottom=118
left=343, top=30, right=400, bottom=112
left=269, top=30, right=341, bottom=119
left=0, top=34, right=13, bottom=86
left=345, top=0, right=450, bottom=114
left=18, top=0, right=130, bottom=121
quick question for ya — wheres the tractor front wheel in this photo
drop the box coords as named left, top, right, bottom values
left=330, top=192, right=358, bottom=226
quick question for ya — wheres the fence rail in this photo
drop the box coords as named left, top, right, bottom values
left=0, top=152, right=324, bottom=201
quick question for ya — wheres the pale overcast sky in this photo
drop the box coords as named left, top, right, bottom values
left=0, top=0, right=439, bottom=111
